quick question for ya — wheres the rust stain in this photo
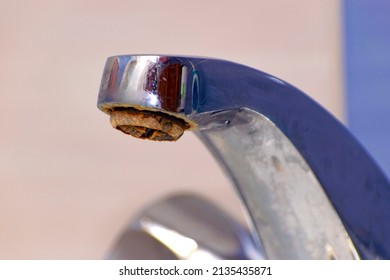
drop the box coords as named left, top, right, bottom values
left=158, top=64, right=182, bottom=112
left=108, top=58, right=119, bottom=91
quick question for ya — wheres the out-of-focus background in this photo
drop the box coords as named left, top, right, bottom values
left=0, top=0, right=388, bottom=259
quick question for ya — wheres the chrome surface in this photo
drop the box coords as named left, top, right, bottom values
left=195, top=109, right=357, bottom=259
left=98, top=55, right=390, bottom=259
left=107, top=230, right=178, bottom=260
left=108, top=194, right=261, bottom=260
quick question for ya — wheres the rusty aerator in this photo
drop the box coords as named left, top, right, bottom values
left=109, top=107, right=192, bottom=141
left=97, top=55, right=390, bottom=259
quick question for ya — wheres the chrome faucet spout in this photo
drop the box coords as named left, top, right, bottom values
left=98, top=55, right=390, bottom=259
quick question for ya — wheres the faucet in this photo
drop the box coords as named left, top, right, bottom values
left=106, top=193, right=263, bottom=260
left=97, top=55, right=390, bottom=259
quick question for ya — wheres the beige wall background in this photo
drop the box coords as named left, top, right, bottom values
left=0, top=0, right=343, bottom=259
